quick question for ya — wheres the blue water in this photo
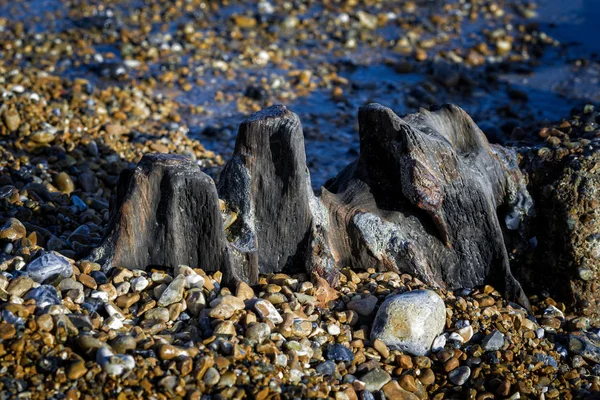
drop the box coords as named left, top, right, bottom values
left=0, top=0, right=598, bottom=188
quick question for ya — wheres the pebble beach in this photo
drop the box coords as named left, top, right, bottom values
left=0, top=0, right=600, bottom=399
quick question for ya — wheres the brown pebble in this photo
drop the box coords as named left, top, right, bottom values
left=0, top=218, right=26, bottom=241
left=55, top=172, right=75, bottom=194
left=0, top=323, right=16, bottom=340
left=399, top=374, right=418, bottom=392
left=397, top=354, right=413, bottom=369
left=373, top=339, right=390, bottom=359
left=67, top=360, right=87, bottom=380
left=418, top=368, right=435, bottom=386
left=78, top=274, right=97, bottom=289
left=444, top=357, right=459, bottom=372
left=382, top=380, right=420, bottom=400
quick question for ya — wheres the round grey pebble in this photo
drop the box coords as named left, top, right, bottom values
left=203, top=367, right=220, bottom=386
left=448, top=366, right=471, bottom=386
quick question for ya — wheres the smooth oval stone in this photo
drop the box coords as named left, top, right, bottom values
left=448, top=366, right=471, bottom=385
left=203, top=367, right=220, bottom=386
left=360, top=367, right=391, bottom=392
left=26, top=252, right=73, bottom=283
left=157, top=274, right=185, bottom=307
left=54, top=172, right=75, bottom=194
left=370, top=289, right=446, bottom=356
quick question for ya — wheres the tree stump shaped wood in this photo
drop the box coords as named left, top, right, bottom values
left=89, top=104, right=532, bottom=307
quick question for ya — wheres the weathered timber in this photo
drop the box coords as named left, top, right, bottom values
left=321, top=103, right=531, bottom=308
left=217, top=105, right=334, bottom=285
left=89, top=104, right=533, bottom=307
left=87, top=153, right=235, bottom=281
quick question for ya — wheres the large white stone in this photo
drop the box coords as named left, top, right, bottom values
left=370, top=289, right=446, bottom=356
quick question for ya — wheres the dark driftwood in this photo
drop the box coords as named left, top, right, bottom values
left=321, top=104, right=531, bottom=308
left=87, top=154, right=235, bottom=281
left=89, top=104, right=532, bottom=307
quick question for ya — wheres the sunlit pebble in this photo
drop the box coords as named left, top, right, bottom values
left=258, top=1, right=274, bottom=14
left=11, top=85, right=25, bottom=94
left=327, top=324, right=341, bottom=335
left=338, top=13, right=350, bottom=24
left=255, top=51, right=270, bottom=66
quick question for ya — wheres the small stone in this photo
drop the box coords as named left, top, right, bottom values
left=246, top=323, right=271, bottom=344
left=116, top=293, right=140, bottom=309
left=3, top=108, right=20, bottom=131
left=291, top=319, right=313, bottom=337
left=214, top=320, right=237, bottom=336
left=327, top=324, right=341, bottom=335
left=371, top=290, right=446, bottom=356
left=448, top=366, right=471, bottom=386
left=90, top=271, right=108, bottom=285
left=157, top=274, right=185, bottom=307
left=347, top=295, right=378, bottom=316
left=313, top=275, right=339, bottom=306
left=131, top=276, right=149, bottom=292
left=399, top=375, right=418, bottom=392
left=418, top=369, right=435, bottom=386
left=78, top=274, right=97, bottom=289
left=360, top=368, right=391, bottom=392
left=144, top=307, right=170, bottom=322
left=104, top=316, right=123, bottom=330
left=109, top=335, right=136, bottom=354
left=444, top=357, right=459, bottom=372
left=236, top=281, right=255, bottom=300
left=481, top=330, right=505, bottom=352
left=209, top=295, right=245, bottom=319
left=26, top=252, right=73, bottom=283
left=203, top=367, right=220, bottom=386
left=396, top=354, right=413, bottom=369
left=0, top=322, right=16, bottom=340
left=0, top=218, right=26, bottom=241
left=382, top=380, right=420, bottom=400
left=327, top=344, right=355, bottom=363
left=175, top=265, right=205, bottom=289
left=55, top=173, right=75, bottom=194
left=67, top=361, right=87, bottom=380
left=37, top=314, right=54, bottom=331
left=356, top=10, right=377, bottom=29
left=77, top=335, right=104, bottom=352
left=218, top=371, right=236, bottom=388
left=24, top=285, right=61, bottom=310
left=373, top=339, right=390, bottom=358
left=431, top=334, right=447, bottom=352
left=254, top=299, right=283, bottom=324
left=158, top=344, right=189, bottom=360
left=185, top=288, right=206, bottom=316
left=315, top=360, right=336, bottom=376
left=96, top=346, right=135, bottom=376
left=57, top=278, right=84, bottom=293
left=456, top=326, right=473, bottom=343
left=7, top=276, right=34, bottom=297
